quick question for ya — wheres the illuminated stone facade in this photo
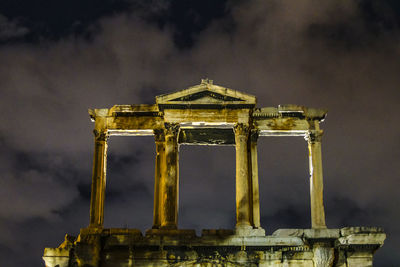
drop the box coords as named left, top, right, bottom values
left=43, top=80, right=385, bottom=266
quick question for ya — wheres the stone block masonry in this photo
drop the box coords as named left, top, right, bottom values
left=43, top=80, right=385, bottom=266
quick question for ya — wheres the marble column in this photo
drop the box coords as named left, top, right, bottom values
left=152, top=129, right=165, bottom=229
left=249, top=129, right=261, bottom=228
left=234, top=123, right=252, bottom=228
left=89, top=130, right=109, bottom=228
left=306, top=130, right=327, bottom=229
left=160, top=123, right=180, bottom=229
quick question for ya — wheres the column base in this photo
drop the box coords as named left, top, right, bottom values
left=235, top=225, right=265, bottom=236
left=151, top=225, right=160, bottom=229
left=81, top=227, right=103, bottom=235
left=159, top=223, right=178, bottom=230
left=312, top=224, right=328, bottom=230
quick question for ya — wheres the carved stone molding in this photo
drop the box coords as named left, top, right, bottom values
left=233, top=123, right=250, bottom=137
left=305, top=130, right=323, bottom=143
left=164, top=123, right=180, bottom=136
left=313, top=246, right=334, bottom=267
left=93, top=130, right=109, bottom=142
left=153, top=129, right=165, bottom=142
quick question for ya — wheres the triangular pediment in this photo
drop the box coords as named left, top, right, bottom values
left=156, top=79, right=256, bottom=107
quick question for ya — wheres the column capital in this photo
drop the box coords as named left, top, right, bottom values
left=250, top=129, right=260, bottom=143
left=153, top=128, right=165, bottom=142
left=164, top=123, right=180, bottom=136
left=305, top=130, right=323, bottom=143
left=93, top=130, right=109, bottom=141
left=234, top=123, right=250, bottom=136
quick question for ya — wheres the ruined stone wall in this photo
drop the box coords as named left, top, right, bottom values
left=43, top=227, right=385, bottom=267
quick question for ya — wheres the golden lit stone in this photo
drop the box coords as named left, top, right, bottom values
left=43, top=80, right=385, bottom=267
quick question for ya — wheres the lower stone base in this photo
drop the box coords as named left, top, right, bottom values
left=235, top=225, right=266, bottom=236
left=43, top=227, right=385, bottom=267
left=145, top=228, right=196, bottom=237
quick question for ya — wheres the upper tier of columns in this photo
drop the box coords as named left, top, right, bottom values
left=88, top=124, right=327, bottom=231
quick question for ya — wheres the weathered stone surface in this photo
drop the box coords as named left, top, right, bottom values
left=273, top=229, right=305, bottom=237
left=43, top=80, right=385, bottom=266
left=272, top=229, right=340, bottom=239
left=234, top=225, right=266, bottom=237
left=304, top=229, right=340, bottom=239
left=312, top=246, right=334, bottom=267
left=340, top=226, right=384, bottom=236
left=42, top=248, right=70, bottom=267
left=338, top=233, right=386, bottom=245
left=43, top=227, right=385, bottom=267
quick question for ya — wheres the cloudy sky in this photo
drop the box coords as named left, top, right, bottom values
left=0, top=0, right=399, bottom=266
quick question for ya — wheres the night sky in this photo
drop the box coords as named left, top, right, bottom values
left=0, top=0, right=399, bottom=266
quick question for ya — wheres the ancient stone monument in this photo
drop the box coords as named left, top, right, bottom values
left=43, top=80, right=385, bottom=266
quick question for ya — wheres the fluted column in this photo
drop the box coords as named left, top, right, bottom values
left=249, top=129, right=261, bottom=228
left=89, top=130, right=109, bottom=228
left=160, top=123, right=180, bottom=229
left=234, top=123, right=252, bottom=228
left=152, top=129, right=165, bottom=229
left=306, top=130, right=327, bottom=229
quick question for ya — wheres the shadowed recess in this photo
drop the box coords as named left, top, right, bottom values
left=103, top=136, right=155, bottom=231
left=257, top=137, right=310, bottom=232
left=179, top=145, right=236, bottom=233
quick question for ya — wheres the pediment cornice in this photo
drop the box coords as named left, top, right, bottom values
left=156, top=79, right=256, bottom=109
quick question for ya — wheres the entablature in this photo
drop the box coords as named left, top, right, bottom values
left=88, top=80, right=327, bottom=141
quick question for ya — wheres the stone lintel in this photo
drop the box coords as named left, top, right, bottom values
left=109, top=104, right=159, bottom=115
left=253, top=106, right=327, bottom=121
left=179, top=128, right=235, bottom=145
left=107, top=116, right=163, bottom=132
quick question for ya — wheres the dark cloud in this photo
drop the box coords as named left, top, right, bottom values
left=0, top=14, right=29, bottom=41
left=0, top=0, right=131, bottom=42
left=0, top=0, right=399, bottom=266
